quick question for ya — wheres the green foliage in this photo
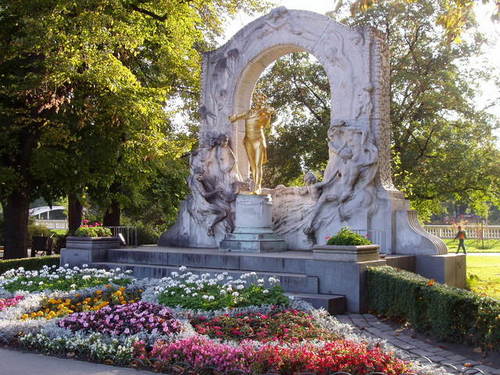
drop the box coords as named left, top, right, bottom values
left=466, top=255, right=500, bottom=299
left=0, top=0, right=269, bottom=258
left=28, top=224, right=52, bottom=238
left=158, top=284, right=289, bottom=311
left=0, top=256, right=60, bottom=275
left=349, top=0, right=500, bottom=42
left=257, top=52, right=330, bottom=188
left=326, top=227, right=372, bottom=246
left=74, top=226, right=112, bottom=238
left=367, top=266, right=500, bottom=351
left=2, top=271, right=131, bottom=293
left=136, top=224, right=161, bottom=245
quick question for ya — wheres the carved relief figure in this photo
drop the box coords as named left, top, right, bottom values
left=203, top=48, right=240, bottom=134
left=303, top=123, right=378, bottom=241
left=187, top=134, right=241, bottom=237
left=355, top=85, right=374, bottom=119
left=229, top=93, right=275, bottom=195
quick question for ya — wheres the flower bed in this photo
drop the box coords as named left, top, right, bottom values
left=154, top=269, right=289, bottom=311
left=0, top=265, right=440, bottom=375
left=0, top=265, right=132, bottom=294
left=133, top=336, right=411, bottom=375
left=0, top=296, right=24, bottom=311
left=21, top=286, right=141, bottom=320
left=191, top=308, right=338, bottom=343
left=59, top=301, right=182, bottom=336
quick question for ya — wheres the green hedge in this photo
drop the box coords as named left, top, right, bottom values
left=367, top=266, right=500, bottom=351
left=0, top=255, right=60, bottom=275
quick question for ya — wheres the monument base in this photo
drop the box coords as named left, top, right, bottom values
left=219, top=194, right=287, bottom=253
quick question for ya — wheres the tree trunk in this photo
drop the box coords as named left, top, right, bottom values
left=68, top=193, right=83, bottom=234
left=3, top=190, right=30, bottom=259
left=103, top=200, right=121, bottom=227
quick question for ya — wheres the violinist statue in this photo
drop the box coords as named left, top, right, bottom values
left=229, top=93, right=275, bottom=195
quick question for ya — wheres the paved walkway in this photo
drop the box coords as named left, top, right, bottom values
left=0, top=347, right=156, bottom=375
left=338, top=314, right=500, bottom=375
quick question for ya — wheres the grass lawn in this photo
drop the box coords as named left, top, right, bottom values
left=467, top=255, right=500, bottom=300
left=444, top=238, right=500, bottom=253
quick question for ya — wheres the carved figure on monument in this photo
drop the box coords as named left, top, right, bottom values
left=304, top=123, right=378, bottom=242
left=187, top=134, right=242, bottom=237
left=229, top=93, right=275, bottom=195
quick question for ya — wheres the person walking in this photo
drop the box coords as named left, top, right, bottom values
left=454, top=225, right=467, bottom=254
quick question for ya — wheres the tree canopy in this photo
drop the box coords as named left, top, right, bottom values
left=0, top=0, right=268, bottom=258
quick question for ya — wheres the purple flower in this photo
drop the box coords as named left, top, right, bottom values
left=58, top=302, right=181, bottom=336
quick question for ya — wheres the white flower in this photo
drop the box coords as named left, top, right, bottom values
left=263, top=289, right=269, bottom=294
left=236, top=284, right=244, bottom=290
left=232, top=292, right=239, bottom=297
left=70, top=284, right=77, bottom=289
left=268, top=277, right=279, bottom=285
left=179, top=266, right=187, bottom=272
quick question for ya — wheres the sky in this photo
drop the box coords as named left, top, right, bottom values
left=219, top=0, right=500, bottom=142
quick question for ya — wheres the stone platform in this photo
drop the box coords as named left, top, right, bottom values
left=87, top=245, right=426, bottom=313
left=68, top=244, right=466, bottom=313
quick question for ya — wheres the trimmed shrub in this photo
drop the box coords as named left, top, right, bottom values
left=367, top=266, right=500, bottom=351
left=0, top=255, right=60, bottom=275
left=327, top=227, right=372, bottom=246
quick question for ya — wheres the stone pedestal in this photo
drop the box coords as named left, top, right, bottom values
left=416, top=254, right=466, bottom=288
left=60, top=237, right=120, bottom=266
left=219, top=194, right=287, bottom=252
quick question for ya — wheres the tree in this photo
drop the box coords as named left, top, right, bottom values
left=346, top=0, right=499, bottom=42
left=258, top=0, right=499, bottom=221
left=257, top=53, right=330, bottom=188
left=0, top=0, right=268, bottom=258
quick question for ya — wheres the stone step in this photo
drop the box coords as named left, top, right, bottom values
left=287, top=293, right=346, bottom=315
left=106, top=248, right=309, bottom=274
left=219, top=238, right=288, bottom=252
left=92, top=262, right=319, bottom=294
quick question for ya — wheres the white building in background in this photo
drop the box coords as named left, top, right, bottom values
left=29, top=206, right=68, bottom=230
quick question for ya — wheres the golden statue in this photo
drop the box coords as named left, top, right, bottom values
left=229, top=93, right=275, bottom=195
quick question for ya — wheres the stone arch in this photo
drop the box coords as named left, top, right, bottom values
left=199, top=7, right=393, bottom=189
